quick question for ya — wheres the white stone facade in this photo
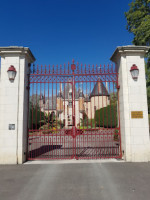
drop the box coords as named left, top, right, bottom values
left=0, top=47, right=35, bottom=164
left=111, top=46, right=150, bottom=162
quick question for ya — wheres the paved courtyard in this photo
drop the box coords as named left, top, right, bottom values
left=28, top=130, right=120, bottom=159
left=0, top=161, right=150, bottom=200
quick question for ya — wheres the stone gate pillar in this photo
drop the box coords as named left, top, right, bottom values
left=111, top=45, right=150, bottom=162
left=0, top=47, right=35, bottom=164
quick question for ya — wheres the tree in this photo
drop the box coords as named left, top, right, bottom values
left=125, top=0, right=150, bottom=113
left=29, top=102, right=44, bottom=129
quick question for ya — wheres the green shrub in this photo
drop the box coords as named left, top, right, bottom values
left=95, top=104, right=118, bottom=128
left=80, top=113, right=96, bottom=128
left=29, top=103, right=44, bottom=129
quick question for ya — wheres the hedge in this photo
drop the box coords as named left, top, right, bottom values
left=29, top=104, right=44, bottom=129
left=95, top=104, right=118, bottom=128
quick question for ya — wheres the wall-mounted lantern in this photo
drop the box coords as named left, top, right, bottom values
left=130, top=64, right=139, bottom=81
left=7, top=65, right=17, bottom=81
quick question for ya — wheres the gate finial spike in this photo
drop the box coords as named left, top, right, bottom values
left=72, top=59, right=75, bottom=64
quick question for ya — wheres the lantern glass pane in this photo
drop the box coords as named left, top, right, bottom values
left=131, top=69, right=139, bottom=79
left=8, top=71, right=16, bottom=80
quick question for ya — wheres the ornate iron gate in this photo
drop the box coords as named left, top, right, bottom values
left=28, top=60, right=122, bottom=160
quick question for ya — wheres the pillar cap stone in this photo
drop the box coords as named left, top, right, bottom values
left=0, top=46, right=36, bottom=63
left=110, top=45, right=150, bottom=63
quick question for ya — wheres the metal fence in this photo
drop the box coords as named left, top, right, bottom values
left=28, top=61, right=122, bottom=160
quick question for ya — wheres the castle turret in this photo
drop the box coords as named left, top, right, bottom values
left=57, top=92, right=63, bottom=113
left=79, top=91, right=85, bottom=113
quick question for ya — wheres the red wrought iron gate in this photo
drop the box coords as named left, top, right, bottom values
left=28, top=61, right=122, bottom=160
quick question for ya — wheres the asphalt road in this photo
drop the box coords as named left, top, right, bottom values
left=0, top=162, right=150, bottom=200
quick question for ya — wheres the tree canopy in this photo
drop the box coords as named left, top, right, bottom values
left=125, top=0, right=150, bottom=113
left=125, top=0, right=150, bottom=45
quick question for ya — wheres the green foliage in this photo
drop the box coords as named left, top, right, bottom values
left=125, top=0, right=150, bottom=46
left=95, top=105, right=118, bottom=128
left=40, top=111, right=56, bottom=127
left=80, top=113, right=96, bottom=128
left=125, top=0, right=150, bottom=113
left=29, top=102, right=44, bottom=129
left=80, top=112, right=88, bottom=126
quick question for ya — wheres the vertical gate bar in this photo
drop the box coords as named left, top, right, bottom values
left=93, top=65, right=96, bottom=129
left=52, top=65, right=54, bottom=134
left=101, top=69, right=105, bottom=158
left=56, top=66, right=58, bottom=159
left=43, top=65, right=45, bottom=158
left=64, top=81, right=66, bottom=158
left=115, top=69, right=118, bottom=157
left=64, top=81, right=66, bottom=130
left=105, top=74, right=108, bottom=157
left=98, top=66, right=100, bottom=135
left=32, top=82, right=35, bottom=159
left=90, top=76, right=91, bottom=159
left=35, top=68, right=38, bottom=131
left=113, top=80, right=116, bottom=157
left=108, top=79, right=111, bottom=158
left=113, top=79, right=119, bottom=156
left=97, top=65, right=99, bottom=159
left=85, top=68, right=89, bottom=128
left=102, top=73, right=104, bottom=130
left=32, top=82, right=34, bottom=133
left=73, top=71, right=75, bottom=159
left=81, top=68, right=84, bottom=130
left=56, top=65, right=58, bottom=132
left=39, top=65, right=42, bottom=137
left=110, top=81, right=114, bottom=156
left=109, top=71, right=112, bottom=157
left=48, top=71, right=49, bottom=133
left=82, top=72, right=84, bottom=159
left=36, top=76, right=38, bottom=159
left=93, top=70, right=96, bottom=159
left=78, top=78, right=80, bottom=129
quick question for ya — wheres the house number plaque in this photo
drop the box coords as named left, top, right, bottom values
left=131, top=111, right=143, bottom=119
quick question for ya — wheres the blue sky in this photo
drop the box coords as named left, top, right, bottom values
left=0, top=0, right=133, bottom=65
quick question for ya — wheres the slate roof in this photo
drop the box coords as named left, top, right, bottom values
left=62, top=83, right=79, bottom=99
left=90, top=82, right=109, bottom=97
left=44, top=96, right=56, bottom=110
